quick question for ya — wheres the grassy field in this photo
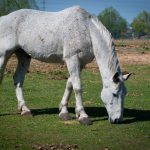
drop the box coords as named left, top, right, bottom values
left=0, top=64, right=150, bottom=150
left=0, top=40, right=150, bottom=150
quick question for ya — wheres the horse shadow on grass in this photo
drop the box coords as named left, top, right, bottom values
left=31, top=107, right=150, bottom=124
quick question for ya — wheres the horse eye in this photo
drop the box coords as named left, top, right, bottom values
left=113, top=93, right=118, bottom=97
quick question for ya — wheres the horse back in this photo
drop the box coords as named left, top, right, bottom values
left=1, top=6, right=94, bottom=64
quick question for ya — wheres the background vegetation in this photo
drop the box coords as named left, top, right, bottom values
left=98, top=7, right=150, bottom=39
left=98, top=7, right=127, bottom=38
left=0, top=0, right=149, bottom=38
left=0, top=0, right=38, bottom=16
left=131, top=11, right=150, bottom=38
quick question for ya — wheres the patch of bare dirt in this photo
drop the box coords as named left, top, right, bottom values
left=118, top=51, right=150, bottom=65
left=6, top=55, right=67, bottom=74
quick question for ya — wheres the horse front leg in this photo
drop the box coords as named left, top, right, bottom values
left=13, top=50, right=31, bottom=116
left=59, top=77, right=73, bottom=120
left=65, top=55, right=92, bottom=125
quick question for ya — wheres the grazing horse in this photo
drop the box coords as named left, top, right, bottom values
left=0, top=6, right=131, bottom=125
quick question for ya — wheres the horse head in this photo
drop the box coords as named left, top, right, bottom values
left=101, top=72, right=132, bottom=123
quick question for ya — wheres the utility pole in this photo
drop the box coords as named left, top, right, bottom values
left=43, top=0, right=45, bottom=11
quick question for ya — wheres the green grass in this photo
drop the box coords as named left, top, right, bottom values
left=0, top=64, right=150, bottom=150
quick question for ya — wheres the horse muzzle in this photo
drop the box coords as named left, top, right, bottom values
left=109, top=117, right=123, bottom=124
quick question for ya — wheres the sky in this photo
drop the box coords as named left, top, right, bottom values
left=36, top=0, right=150, bottom=23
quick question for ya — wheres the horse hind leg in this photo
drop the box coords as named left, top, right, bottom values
left=0, top=56, right=6, bottom=83
left=0, top=54, right=11, bottom=84
left=13, top=49, right=31, bottom=116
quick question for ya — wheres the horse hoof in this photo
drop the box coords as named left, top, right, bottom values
left=79, top=117, right=92, bottom=125
left=59, top=113, right=71, bottom=121
left=21, top=110, right=32, bottom=116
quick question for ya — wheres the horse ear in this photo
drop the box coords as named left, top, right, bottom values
left=113, top=72, right=120, bottom=83
left=122, top=72, right=132, bottom=81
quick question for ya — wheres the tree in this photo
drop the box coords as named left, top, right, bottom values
left=98, top=7, right=127, bottom=38
left=131, top=11, right=150, bottom=38
left=0, top=0, right=38, bottom=16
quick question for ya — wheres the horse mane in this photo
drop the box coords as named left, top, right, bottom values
left=91, top=16, right=121, bottom=75
left=108, top=41, right=121, bottom=75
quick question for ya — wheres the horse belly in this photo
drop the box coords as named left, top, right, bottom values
left=19, top=29, right=64, bottom=63
left=24, top=46, right=64, bottom=63
left=38, top=53, right=63, bottom=63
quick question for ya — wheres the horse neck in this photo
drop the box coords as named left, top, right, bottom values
left=94, top=38, right=121, bottom=86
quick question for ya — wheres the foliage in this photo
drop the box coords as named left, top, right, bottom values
left=0, top=63, right=150, bottom=150
left=131, top=11, right=150, bottom=38
left=98, top=7, right=127, bottom=38
left=0, top=0, right=38, bottom=16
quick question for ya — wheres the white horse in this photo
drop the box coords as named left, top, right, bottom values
left=0, top=6, right=131, bottom=125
